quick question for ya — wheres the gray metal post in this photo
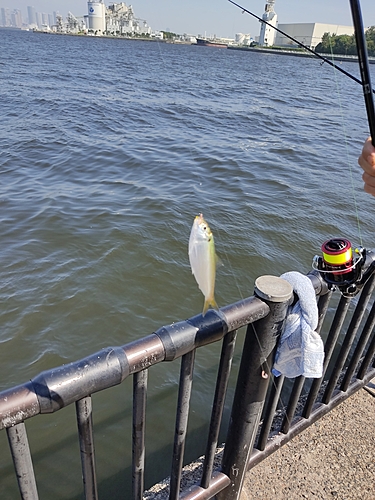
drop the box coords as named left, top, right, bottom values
left=76, top=396, right=98, bottom=500
left=169, top=349, right=196, bottom=500
left=217, top=275, right=293, bottom=500
left=7, top=422, right=39, bottom=500
left=133, top=369, right=148, bottom=500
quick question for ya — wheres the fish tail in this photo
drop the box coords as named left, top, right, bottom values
left=202, top=296, right=219, bottom=316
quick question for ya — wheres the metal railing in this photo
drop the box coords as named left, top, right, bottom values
left=0, top=269, right=375, bottom=500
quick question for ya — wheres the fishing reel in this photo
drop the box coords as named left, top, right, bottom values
left=313, top=238, right=375, bottom=298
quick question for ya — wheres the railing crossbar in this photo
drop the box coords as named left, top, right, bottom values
left=1, top=271, right=375, bottom=500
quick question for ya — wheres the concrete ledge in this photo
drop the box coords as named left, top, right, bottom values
left=241, top=388, right=375, bottom=499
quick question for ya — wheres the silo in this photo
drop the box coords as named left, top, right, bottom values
left=236, top=33, right=246, bottom=45
left=87, top=1, right=106, bottom=32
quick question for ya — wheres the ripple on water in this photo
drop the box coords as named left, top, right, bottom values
left=0, top=30, right=374, bottom=497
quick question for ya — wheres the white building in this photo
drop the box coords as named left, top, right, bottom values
left=259, top=0, right=277, bottom=46
left=274, top=23, right=355, bottom=50
left=235, top=33, right=252, bottom=46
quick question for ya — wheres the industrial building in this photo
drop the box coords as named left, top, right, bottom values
left=86, top=1, right=152, bottom=36
left=259, top=0, right=354, bottom=49
left=27, top=1, right=156, bottom=37
left=274, top=23, right=354, bottom=50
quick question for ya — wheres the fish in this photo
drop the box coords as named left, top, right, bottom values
left=188, top=213, right=219, bottom=316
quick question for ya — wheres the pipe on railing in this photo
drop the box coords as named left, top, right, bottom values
left=179, top=471, right=231, bottom=500
left=0, top=295, right=270, bottom=430
left=0, top=265, right=372, bottom=500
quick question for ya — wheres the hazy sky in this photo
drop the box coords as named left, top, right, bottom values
left=1, top=0, right=374, bottom=38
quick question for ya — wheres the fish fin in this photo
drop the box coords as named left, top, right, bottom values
left=215, top=253, right=224, bottom=268
left=202, top=297, right=219, bottom=317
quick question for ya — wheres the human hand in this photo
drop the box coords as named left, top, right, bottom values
left=358, top=137, right=375, bottom=196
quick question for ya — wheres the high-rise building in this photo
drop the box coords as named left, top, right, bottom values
left=27, top=6, right=36, bottom=26
left=35, top=12, right=42, bottom=29
left=1, top=8, right=11, bottom=27
left=11, top=9, right=23, bottom=27
left=48, top=14, right=54, bottom=27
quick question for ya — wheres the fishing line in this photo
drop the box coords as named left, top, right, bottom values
left=225, top=0, right=375, bottom=413
left=228, top=0, right=371, bottom=250
left=152, top=39, right=248, bottom=309
left=223, top=1, right=371, bottom=412
left=329, top=49, right=364, bottom=246
left=176, top=12, right=282, bottom=413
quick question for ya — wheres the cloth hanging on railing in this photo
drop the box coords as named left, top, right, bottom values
left=272, top=271, right=324, bottom=378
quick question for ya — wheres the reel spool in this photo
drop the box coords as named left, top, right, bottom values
left=321, top=239, right=356, bottom=285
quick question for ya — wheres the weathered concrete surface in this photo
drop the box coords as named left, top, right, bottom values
left=144, top=385, right=375, bottom=500
left=241, top=386, right=375, bottom=500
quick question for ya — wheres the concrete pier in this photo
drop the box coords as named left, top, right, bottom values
left=241, top=383, right=375, bottom=500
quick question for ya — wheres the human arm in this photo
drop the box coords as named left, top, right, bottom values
left=358, top=137, right=375, bottom=196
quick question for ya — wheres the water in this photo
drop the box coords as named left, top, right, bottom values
left=1, top=29, right=374, bottom=498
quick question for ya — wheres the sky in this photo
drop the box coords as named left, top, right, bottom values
left=1, top=0, right=374, bottom=38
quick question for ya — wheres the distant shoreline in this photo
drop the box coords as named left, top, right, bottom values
left=3, top=28, right=375, bottom=64
left=229, top=45, right=375, bottom=64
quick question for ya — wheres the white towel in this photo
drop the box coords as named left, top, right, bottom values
left=272, top=271, right=324, bottom=378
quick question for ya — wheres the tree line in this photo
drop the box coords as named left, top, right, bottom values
left=315, top=27, right=375, bottom=56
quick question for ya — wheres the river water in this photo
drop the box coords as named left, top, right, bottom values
left=1, top=29, right=374, bottom=498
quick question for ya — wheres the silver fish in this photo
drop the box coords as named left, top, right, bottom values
left=188, top=214, right=219, bottom=316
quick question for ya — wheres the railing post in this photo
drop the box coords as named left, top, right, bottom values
left=217, top=275, right=293, bottom=500
left=7, top=422, right=39, bottom=500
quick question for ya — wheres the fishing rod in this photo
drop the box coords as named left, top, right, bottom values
left=307, top=2, right=375, bottom=297
left=227, top=0, right=375, bottom=296
left=349, top=0, right=375, bottom=145
left=228, top=0, right=375, bottom=94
